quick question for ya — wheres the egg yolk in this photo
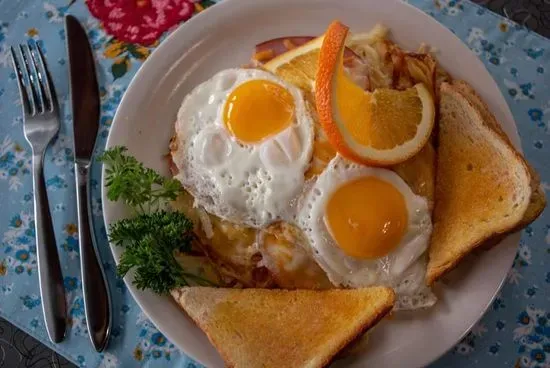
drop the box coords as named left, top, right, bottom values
left=324, top=177, right=408, bottom=259
left=223, top=80, right=295, bottom=143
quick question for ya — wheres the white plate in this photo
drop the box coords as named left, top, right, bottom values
left=102, top=0, right=521, bottom=366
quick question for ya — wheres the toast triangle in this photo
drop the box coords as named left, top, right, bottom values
left=427, top=81, right=538, bottom=285
left=171, top=286, right=395, bottom=368
left=449, top=80, right=546, bottom=229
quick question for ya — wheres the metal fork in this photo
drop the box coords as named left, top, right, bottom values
left=11, top=42, right=67, bottom=343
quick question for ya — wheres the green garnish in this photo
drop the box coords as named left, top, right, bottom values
left=100, top=146, right=214, bottom=294
left=100, top=146, right=181, bottom=214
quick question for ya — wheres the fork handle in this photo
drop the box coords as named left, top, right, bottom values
left=32, top=153, right=67, bottom=343
left=75, top=160, right=111, bottom=352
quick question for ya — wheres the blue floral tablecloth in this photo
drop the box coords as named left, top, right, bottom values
left=0, top=0, right=548, bottom=367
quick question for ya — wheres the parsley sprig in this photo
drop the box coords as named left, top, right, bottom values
left=100, top=146, right=181, bottom=214
left=100, top=146, right=214, bottom=294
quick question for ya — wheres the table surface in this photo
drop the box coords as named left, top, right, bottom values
left=0, top=0, right=548, bottom=367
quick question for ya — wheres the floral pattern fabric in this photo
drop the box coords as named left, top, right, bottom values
left=86, top=0, right=195, bottom=45
left=0, top=0, right=548, bottom=367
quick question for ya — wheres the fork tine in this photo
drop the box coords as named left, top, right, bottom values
left=10, top=46, right=33, bottom=116
left=27, top=42, right=47, bottom=114
left=19, top=45, right=40, bottom=116
left=33, top=43, right=58, bottom=113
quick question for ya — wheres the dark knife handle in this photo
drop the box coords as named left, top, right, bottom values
left=75, top=161, right=111, bottom=352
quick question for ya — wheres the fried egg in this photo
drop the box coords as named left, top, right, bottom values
left=297, top=156, right=436, bottom=309
left=172, top=68, right=314, bottom=228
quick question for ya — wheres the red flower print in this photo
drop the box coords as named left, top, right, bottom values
left=86, top=0, right=194, bottom=45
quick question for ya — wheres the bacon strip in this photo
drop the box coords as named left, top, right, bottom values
left=254, top=36, right=361, bottom=66
left=255, top=36, right=315, bottom=61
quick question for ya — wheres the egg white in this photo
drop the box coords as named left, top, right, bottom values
left=296, top=155, right=436, bottom=310
left=172, top=68, right=314, bottom=228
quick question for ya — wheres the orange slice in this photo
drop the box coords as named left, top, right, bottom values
left=264, top=36, right=325, bottom=100
left=263, top=36, right=361, bottom=100
left=316, top=21, right=435, bottom=166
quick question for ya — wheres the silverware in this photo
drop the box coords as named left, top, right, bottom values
left=65, top=14, right=111, bottom=352
left=11, top=42, right=67, bottom=343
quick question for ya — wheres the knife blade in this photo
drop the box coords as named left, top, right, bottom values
left=66, top=14, right=111, bottom=352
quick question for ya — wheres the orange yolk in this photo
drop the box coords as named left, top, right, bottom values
left=324, top=177, right=408, bottom=259
left=223, top=80, right=294, bottom=143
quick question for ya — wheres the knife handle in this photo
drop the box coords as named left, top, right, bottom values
left=32, top=153, right=67, bottom=343
left=75, top=161, right=111, bottom=352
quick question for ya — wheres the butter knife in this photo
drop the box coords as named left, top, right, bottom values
left=65, top=15, right=111, bottom=352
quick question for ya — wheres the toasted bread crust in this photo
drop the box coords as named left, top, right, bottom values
left=450, top=80, right=546, bottom=229
left=427, top=81, right=537, bottom=285
left=171, top=287, right=395, bottom=368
